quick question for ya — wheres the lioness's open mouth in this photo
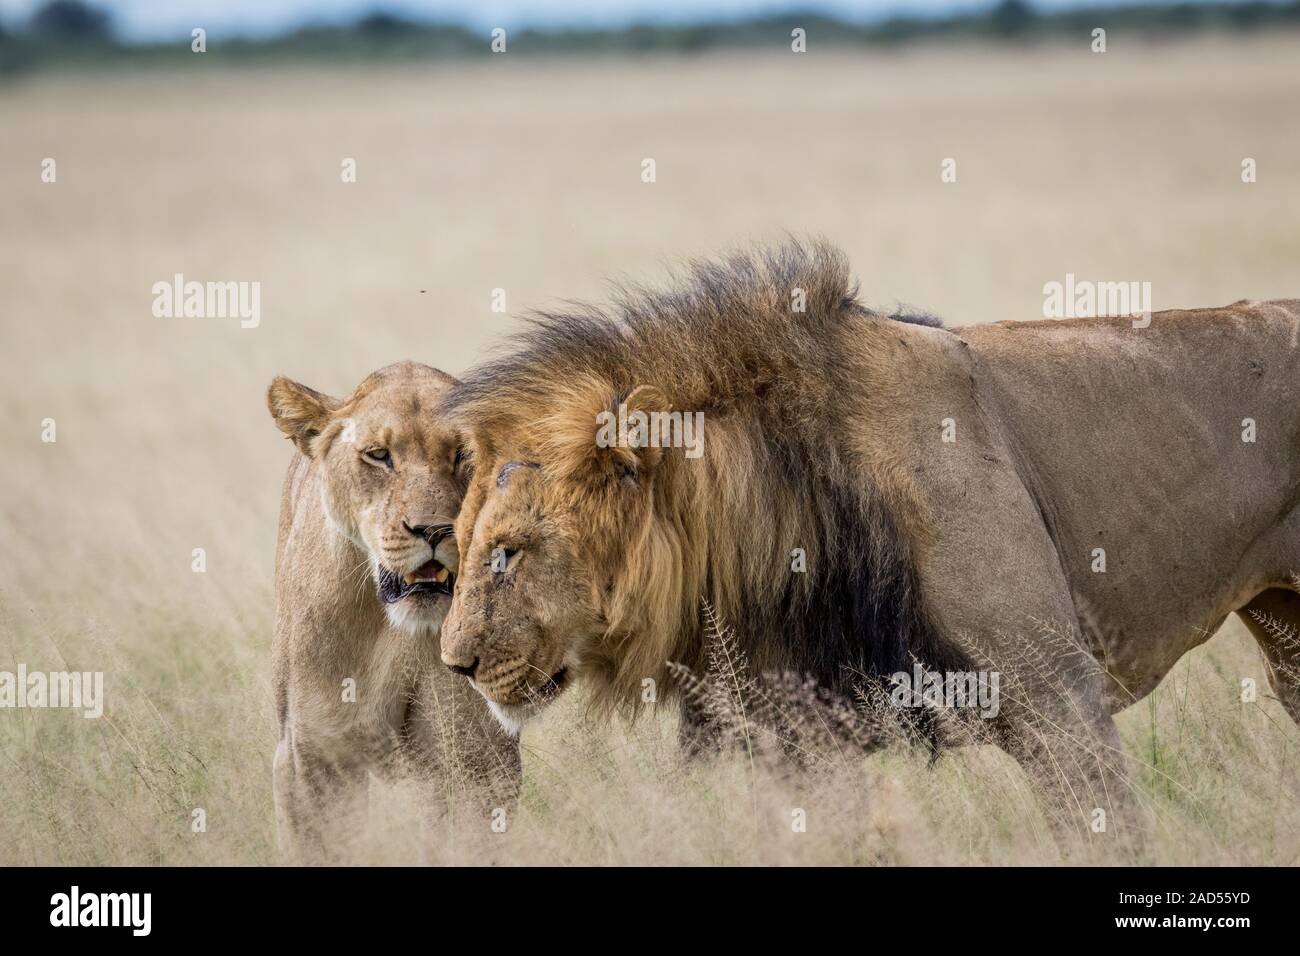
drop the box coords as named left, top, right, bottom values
left=377, top=559, right=455, bottom=604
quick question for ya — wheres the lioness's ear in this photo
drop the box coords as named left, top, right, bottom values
left=267, top=376, right=340, bottom=457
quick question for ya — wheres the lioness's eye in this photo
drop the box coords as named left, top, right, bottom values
left=364, top=448, right=390, bottom=464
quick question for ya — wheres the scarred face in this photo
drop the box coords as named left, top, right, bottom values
left=438, top=456, right=609, bottom=732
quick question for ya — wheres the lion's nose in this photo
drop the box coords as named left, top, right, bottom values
left=404, top=517, right=453, bottom=541
left=440, top=605, right=481, bottom=675
left=445, top=657, right=479, bottom=679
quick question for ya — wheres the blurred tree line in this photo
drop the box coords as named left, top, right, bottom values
left=3, top=0, right=1299, bottom=77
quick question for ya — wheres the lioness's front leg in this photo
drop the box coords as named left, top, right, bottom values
left=398, top=664, right=522, bottom=826
left=273, top=728, right=368, bottom=863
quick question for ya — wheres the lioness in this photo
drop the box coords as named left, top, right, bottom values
left=268, top=362, right=519, bottom=859
left=438, top=242, right=1300, bottom=841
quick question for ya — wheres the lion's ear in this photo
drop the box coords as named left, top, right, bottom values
left=596, top=384, right=670, bottom=482
left=267, top=376, right=340, bottom=457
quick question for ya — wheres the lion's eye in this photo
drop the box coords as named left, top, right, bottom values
left=363, top=448, right=391, bottom=465
left=486, top=546, right=521, bottom=573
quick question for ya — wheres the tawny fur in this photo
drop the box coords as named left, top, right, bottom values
left=268, top=361, right=519, bottom=860
left=439, top=241, right=1300, bottom=840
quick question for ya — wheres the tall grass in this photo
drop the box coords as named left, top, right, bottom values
left=2, top=583, right=1297, bottom=865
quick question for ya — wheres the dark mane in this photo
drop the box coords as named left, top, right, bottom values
left=446, top=239, right=941, bottom=420
left=446, top=240, right=968, bottom=709
left=890, top=306, right=945, bottom=328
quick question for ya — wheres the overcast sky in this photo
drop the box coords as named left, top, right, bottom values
left=0, top=0, right=1250, bottom=40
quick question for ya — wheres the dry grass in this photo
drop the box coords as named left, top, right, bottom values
left=3, top=593, right=1297, bottom=865
left=2, top=36, right=1299, bottom=865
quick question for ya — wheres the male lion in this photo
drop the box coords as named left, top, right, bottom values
left=438, top=242, right=1300, bottom=841
left=267, top=361, right=519, bottom=860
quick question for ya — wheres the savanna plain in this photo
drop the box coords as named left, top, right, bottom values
left=2, top=35, right=1299, bottom=864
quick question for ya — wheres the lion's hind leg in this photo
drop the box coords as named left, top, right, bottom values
left=1239, top=585, right=1300, bottom=726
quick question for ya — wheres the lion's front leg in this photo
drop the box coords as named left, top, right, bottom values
left=676, top=692, right=725, bottom=758
left=991, top=678, right=1144, bottom=854
left=910, top=438, right=1145, bottom=853
left=935, top=596, right=1146, bottom=853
